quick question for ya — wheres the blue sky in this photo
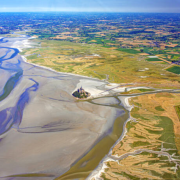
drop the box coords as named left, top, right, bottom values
left=0, top=0, right=180, bottom=12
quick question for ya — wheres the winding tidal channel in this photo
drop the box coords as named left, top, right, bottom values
left=0, top=36, right=130, bottom=180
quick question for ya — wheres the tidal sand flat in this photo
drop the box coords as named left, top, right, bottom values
left=0, top=36, right=127, bottom=179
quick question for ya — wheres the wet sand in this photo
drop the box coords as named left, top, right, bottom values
left=0, top=36, right=127, bottom=179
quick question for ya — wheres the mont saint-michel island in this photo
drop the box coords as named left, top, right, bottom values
left=72, top=87, right=91, bottom=99
left=0, top=4, right=180, bottom=180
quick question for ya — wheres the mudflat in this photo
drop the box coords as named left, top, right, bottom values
left=0, top=36, right=125, bottom=179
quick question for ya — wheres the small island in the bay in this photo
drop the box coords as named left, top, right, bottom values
left=72, top=87, right=91, bottom=99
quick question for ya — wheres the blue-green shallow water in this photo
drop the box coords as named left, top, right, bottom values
left=0, top=38, right=39, bottom=135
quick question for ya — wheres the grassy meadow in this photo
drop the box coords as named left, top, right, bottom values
left=21, top=39, right=180, bottom=89
left=103, top=93, right=180, bottom=180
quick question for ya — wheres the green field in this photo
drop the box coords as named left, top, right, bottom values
left=155, top=106, right=165, bottom=111
left=117, top=48, right=140, bottom=54
left=121, top=88, right=155, bottom=95
left=146, top=58, right=162, bottom=61
left=138, top=88, right=154, bottom=92
left=167, top=66, right=180, bottom=74
left=175, top=105, right=180, bottom=121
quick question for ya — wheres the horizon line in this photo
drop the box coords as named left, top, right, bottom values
left=0, top=11, right=180, bottom=13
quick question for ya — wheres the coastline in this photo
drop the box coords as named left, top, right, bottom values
left=18, top=37, right=106, bottom=83
left=87, top=96, right=134, bottom=180
left=18, top=38, right=136, bottom=179
left=0, top=36, right=131, bottom=179
left=21, top=55, right=126, bottom=99
left=21, top=55, right=106, bottom=81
